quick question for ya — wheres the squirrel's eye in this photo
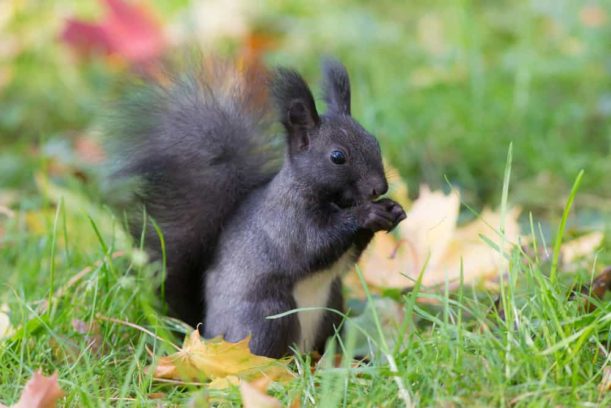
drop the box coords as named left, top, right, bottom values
left=330, top=150, right=346, bottom=165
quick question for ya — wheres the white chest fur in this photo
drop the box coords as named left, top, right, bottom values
left=292, top=249, right=355, bottom=352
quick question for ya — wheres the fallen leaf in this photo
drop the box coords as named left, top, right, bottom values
left=0, top=371, right=64, bottom=408
left=151, top=330, right=293, bottom=387
left=239, top=379, right=281, bottom=408
left=417, top=14, right=446, bottom=56
left=186, top=390, right=210, bottom=407
left=571, top=266, right=611, bottom=312
left=0, top=304, right=12, bottom=340
left=31, top=172, right=129, bottom=248
left=147, top=392, right=166, bottom=400
left=399, top=185, right=459, bottom=276
left=61, top=0, right=166, bottom=65
left=580, top=5, right=607, bottom=28
left=342, top=168, right=410, bottom=297
left=24, top=209, right=57, bottom=236
left=188, top=0, right=252, bottom=45
left=356, top=186, right=521, bottom=290
left=435, top=208, right=521, bottom=286
left=560, top=231, right=604, bottom=265
left=208, top=375, right=240, bottom=390
left=0, top=205, right=14, bottom=219
left=586, top=267, right=611, bottom=300
left=600, top=366, right=611, bottom=393
left=74, top=137, right=106, bottom=164
left=240, top=30, right=279, bottom=62
left=72, top=319, right=103, bottom=354
left=384, top=164, right=410, bottom=209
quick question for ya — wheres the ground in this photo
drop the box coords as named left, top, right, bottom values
left=0, top=0, right=610, bottom=406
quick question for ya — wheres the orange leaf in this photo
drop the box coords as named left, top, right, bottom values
left=0, top=371, right=64, bottom=408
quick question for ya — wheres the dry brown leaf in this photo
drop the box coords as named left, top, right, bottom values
left=356, top=186, right=520, bottom=290
left=0, top=371, right=64, bottom=408
left=239, top=378, right=282, bottom=408
left=71, top=319, right=103, bottom=354
left=399, top=185, right=460, bottom=275
left=151, top=330, right=293, bottom=387
left=0, top=205, right=14, bottom=218
left=571, top=266, right=611, bottom=312
left=436, top=208, right=521, bottom=286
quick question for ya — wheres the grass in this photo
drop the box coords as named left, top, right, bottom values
left=1, top=0, right=610, bottom=406
left=0, top=170, right=609, bottom=406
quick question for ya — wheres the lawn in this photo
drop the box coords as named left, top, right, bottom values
left=1, top=0, right=610, bottom=406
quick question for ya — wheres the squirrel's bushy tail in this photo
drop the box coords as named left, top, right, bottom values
left=105, top=59, right=280, bottom=326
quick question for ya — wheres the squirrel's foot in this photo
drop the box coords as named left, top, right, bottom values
left=358, top=198, right=406, bottom=232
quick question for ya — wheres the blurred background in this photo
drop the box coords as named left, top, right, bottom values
left=2, top=2, right=610, bottom=404
left=1, top=0, right=610, bottom=224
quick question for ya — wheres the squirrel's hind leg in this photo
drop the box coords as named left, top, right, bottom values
left=205, top=294, right=300, bottom=358
left=245, top=296, right=301, bottom=358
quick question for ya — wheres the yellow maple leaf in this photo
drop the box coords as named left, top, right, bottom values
left=151, top=330, right=294, bottom=386
left=357, top=186, right=521, bottom=289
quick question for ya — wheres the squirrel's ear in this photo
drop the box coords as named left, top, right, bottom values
left=271, top=68, right=320, bottom=153
left=322, top=58, right=351, bottom=116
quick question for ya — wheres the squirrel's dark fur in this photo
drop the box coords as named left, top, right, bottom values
left=106, top=57, right=405, bottom=357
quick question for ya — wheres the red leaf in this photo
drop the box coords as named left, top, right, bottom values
left=61, top=20, right=112, bottom=57
left=61, top=0, right=166, bottom=65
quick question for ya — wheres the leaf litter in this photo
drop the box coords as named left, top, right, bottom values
left=150, top=329, right=294, bottom=389
left=0, top=304, right=12, bottom=341
left=5, top=171, right=605, bottom=405
left=357, top=185, right=521, bottom=290
left=0, top=371, right=64, bottom=408
left=355, top=184, right=604, bottom=292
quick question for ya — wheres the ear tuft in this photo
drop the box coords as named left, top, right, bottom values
left=322, top=58, right=351, bottom=115
left=288, top=100, right=315, bottom=128
left=271, top=68, right=320, bottom=153
left=271, top=68, right=320, bottom=130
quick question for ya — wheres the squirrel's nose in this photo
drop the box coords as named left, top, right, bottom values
left=370, top=180, right=389, bottom=199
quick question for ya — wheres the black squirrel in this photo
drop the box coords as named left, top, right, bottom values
left=106, top=57, right=406, bottom=358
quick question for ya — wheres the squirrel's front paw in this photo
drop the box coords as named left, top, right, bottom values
left=358, top=198, right=406, bottom=232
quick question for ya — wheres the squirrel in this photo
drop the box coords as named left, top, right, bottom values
left=106, top=57, right=406, bottom=358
